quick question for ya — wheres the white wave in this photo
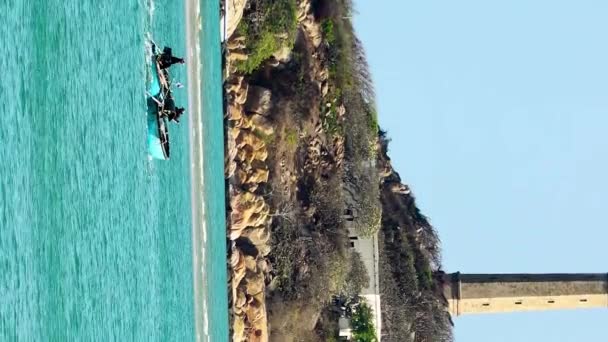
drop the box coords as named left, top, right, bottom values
left=201, top=221, right=209, bottom=341
left=146, top=154, right=154, bottom=171
left=146, top=0, right=155, bottom=24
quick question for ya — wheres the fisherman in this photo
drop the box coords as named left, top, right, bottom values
left=158, top=47, right=185, bottom=69
left=167, top=107, right=185, bottom=123
left=161, top=94, right=185, bottom=123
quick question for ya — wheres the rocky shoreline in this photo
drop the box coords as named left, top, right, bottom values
left=224, top=74, right=273, bottom=341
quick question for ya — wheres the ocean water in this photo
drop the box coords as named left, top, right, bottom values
left=0, top=0, right=227, bottom=341
left=188, top=0, right=230, bottom=340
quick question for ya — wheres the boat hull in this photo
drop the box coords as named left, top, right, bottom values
left=146, top=57, right=170, bottom=160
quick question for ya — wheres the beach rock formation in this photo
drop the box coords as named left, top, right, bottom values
left=224, top=0, right=248, bottom=40
left=225, top=60, right=273, bottom=342
left=226, top=35, right=249, bottom=75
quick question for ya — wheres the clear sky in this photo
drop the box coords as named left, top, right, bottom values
left=354, top=0, right=608, bottom=341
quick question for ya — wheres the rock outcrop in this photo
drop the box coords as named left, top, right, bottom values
left=225, top=69, right=273, bottom=342
left=226, top=35, right=248, bottom=76
left=297, top=1, right=323, bottom=48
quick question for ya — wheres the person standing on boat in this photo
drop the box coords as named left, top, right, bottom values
left=158, top=47, right=185, bottom=69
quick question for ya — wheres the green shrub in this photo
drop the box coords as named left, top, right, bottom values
left=321, top=19, right=336, bottom=44
left=235, top=0, right=298, bottom=73
left=253, top=128, right=275, bottom=146
left=285, top=128, right=298, bottom=149
left=415, top=251, right=434, bottom=290
left=367, top=108, right=378, bottom=134
left=238, top=31, right=280, bottom=74
left=322, top=101, right=343, bottom=136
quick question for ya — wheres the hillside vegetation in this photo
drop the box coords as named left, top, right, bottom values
left=377, top=131, right=453, bottom=342
left=224, top=0, right=453, bottom=341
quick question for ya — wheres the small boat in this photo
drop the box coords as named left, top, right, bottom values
left=146, top=45, right=171, bottom=160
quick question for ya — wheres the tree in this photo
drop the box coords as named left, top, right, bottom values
left=345, top=251, right=370, bottom=296
left=351, top=301, right=377, bottom=342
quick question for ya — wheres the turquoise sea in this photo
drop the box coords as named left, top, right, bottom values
left=0, top=0, right=227, bottom=341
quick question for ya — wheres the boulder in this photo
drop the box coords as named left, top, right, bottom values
left=229, top=51, right=249, bottom=62
left=251, top=114, right=274, bottom=136
left=234, top=130, right=266, bottom=151
left=245, top=270, right=265, bottom=296
left=225, top=159, right=237, bottom=179
left=227, top=105, right=243, bottom=121
left=272, top=46, right=292, bottom=64
left=379, top=166, right=393, bottom=180
left=232, top=260, right=246, bottom=294
left=257, top=243, right=271, bottom=257
left=390, top=183, right=410, bottom=195
left=246, top=168, right=269, bottom=185
left=227, top=36, right=246, bottom=50
left=318, top=68, right=329, bottom=82
left=257, top=258, right=270, bottom=274
left=230, top=246, right=244, bottom=268
left=230, top=205, right=270, bottom=234
left=234, top=116, right=253, bottom=130
left=242, top=226, right=271, bottom=246
left=337, top=104, right=346, bottom=118
left=245, top=296, right=265, bottom=323
left=244, top=86, right=272, bottom=116
left=232, top=315, right=246, bottom=342
left=321, top=81, right=329, bottom=97
left=224, top=0, right=247, bottom=40
left=235, top=83, right=249, bottom=105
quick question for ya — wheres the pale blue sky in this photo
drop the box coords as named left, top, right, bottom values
left=354, top=0, right=608, bottom=341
